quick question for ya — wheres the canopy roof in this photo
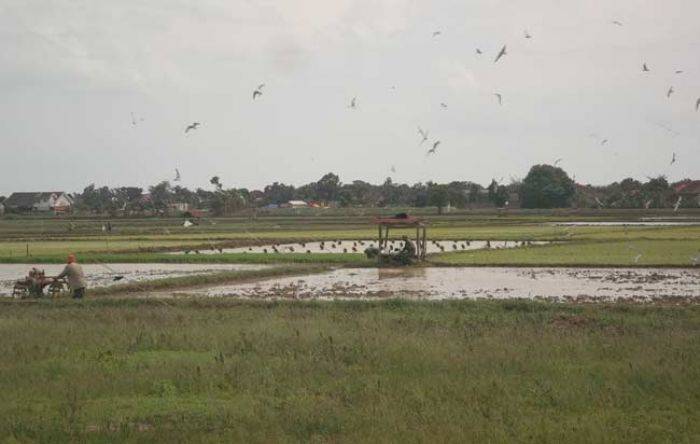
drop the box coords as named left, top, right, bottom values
left=372, top=216, right=425, bottom=226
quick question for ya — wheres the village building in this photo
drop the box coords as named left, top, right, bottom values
left=674, top=180, right=700, bottom=206
left=283, top=200, right=309, bottom=208
left=4, top=192, right=73, bottom=214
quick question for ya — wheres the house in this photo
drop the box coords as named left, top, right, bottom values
left=674, top=180, right=700, bottom=206
left=168, top=202, right=190, bottom=213
left=4, top=192, right=73, bottom=213
left=283, top=200, right=309, bottom=208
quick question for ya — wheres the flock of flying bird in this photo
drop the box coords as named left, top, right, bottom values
left=129, top=17, right=696, bottom=186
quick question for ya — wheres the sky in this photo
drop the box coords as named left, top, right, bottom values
left=1, top=0, right=699, bottom=196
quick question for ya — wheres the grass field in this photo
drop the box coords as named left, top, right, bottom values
left=0, top=299, right=698, bottom=442
left=1, top=211, right=699, bottom=267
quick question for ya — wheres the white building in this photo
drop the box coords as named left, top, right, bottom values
left=4, top=192, right=74, bottom=213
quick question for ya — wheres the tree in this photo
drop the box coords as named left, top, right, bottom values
left=149, top=181, right=172, bottom=211
left=112, top=187, right=143, bottom=212
left=520, top=164, right=575, bottom=208
left=78, top=184, right=113, bottom=213
left=316, top=173, right=341, bottom=203
left=263, top=182, right=296, bottom=205
left=487, top=180, right=509, bottom=207
left=427, top=183, right=449, bottom=214
left=210, top=176, right=222, bottom=192
left=642, top=176, right=671, bottom=208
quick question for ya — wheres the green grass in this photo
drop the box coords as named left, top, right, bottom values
left=0, top=299, right=697, bottom=442
left=433, top=239, right=700, bottom=267
left=1, top=213, right=698, bottom=267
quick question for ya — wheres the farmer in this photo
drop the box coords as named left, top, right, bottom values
left=55, top=254, right=87, bottom=299
left=395, top=235, right=416, bottom=265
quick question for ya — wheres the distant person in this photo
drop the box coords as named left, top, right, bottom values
left=396, top=235, right=416, bottom=265
left=55, top=254, right=87, bottom=299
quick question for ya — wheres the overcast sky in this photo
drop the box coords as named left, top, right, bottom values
left=1, top=0, right=699, bottom=195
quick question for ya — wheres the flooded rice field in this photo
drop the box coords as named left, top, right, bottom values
left=170, top=239, right=548, bottom=255
left=182, top=267, right=700, bottom=302
left=0, top=263, right=270, bottom=297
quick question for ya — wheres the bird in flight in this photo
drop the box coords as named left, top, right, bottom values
left=611, top=20, right=623, bottom=26
left=601, top=139, right=608, bottom=146
left=675, top=70, right=683, bottom=74
left=432, top=31, right=441, bottom=37
left=440, top=102, right=448, bottom=109
left=667, top=86, right=674, bottom=98
left=349, top=97, right=357, bottom=109
left=475, top=48, right=482, bottom=55
left=695, top=98, right=700, bottom=111
left=644, top=199, right=652, bottom=209
left=417, top=127, right=429, bottom=145
left=390, top=165, right=396, bottom=173
left=554, top=158, right=562, bottom=166
left=670, top=152, right=676, bottom=165
left=524, top=30, right=532, bottom=39
left=253, top=83, right=264, bottom=99
left=494, top=45, right=507, bottom=63
left=427, top=140, right=440, bottom=155
left=174, top=168, right=181, bottom=182
left=642, top=63, right=650, bottom=72
left=674, top=196, right=682, bottom=211
left=130, top=112, right=144, bottom=126
left=494, top=93, right=503, bottom=106
left=184, top=122, right=201, bottom=133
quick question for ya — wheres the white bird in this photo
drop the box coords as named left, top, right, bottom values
left=184, top=122, right=201, bottom=133
left=418, top=127, right=429, bottom=145
left=644, top=199, right=652, bottom=209
left=494, top=45, right=507, bottom=63
left=595, top=197, right=605, bottom=208
left=674, top=196, right=682, bottom=211
left=174, top=168, right=181, bottom=182
left=494, top=93, right=503, bottom=105
left=633, top=254, right=642, bottom=263
left=390, top=165, right=396, bottom=173
left=183, top=220, right=194, bottom=228
left=427, top=140, right=440, bottom=155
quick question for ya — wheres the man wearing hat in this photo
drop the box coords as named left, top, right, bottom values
left=55, top=254, right=87, bottom=299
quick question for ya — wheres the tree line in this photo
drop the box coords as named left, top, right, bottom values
left=2, top=165, right=693, bottom=215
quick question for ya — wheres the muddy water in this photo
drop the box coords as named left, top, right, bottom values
left=186, top=267, right=700, bottom=302
left=0, top=263, right=271, bottom=297
left=170, top=240, right=548, bottom=255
